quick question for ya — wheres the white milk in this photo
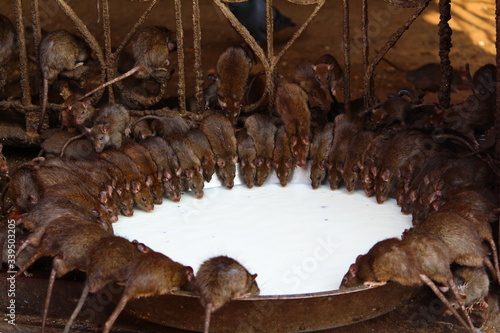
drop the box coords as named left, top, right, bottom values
left=113, top=165, right=412, bottom=296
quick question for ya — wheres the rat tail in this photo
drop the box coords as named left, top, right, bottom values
left=381, top=58, right=406, bottom=73
left=204, top=303, right=213, bottom=333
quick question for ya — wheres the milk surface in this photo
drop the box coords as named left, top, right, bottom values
left=113, top=166, right=412, bottom=295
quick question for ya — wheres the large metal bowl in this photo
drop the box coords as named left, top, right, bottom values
left=123, top=283, right=421, bottom=332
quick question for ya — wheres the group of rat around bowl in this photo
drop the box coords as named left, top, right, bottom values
left=0, top=7, right=498, bottom=332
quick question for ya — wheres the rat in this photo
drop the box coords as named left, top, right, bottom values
left=62, top=236, right=150, bottom=333
left=309, top=122, right=334, bottom=189
left=16, top=218, right=111, bottom=333
left=374, top=130, right=437, bottom=204
left=327, top=114, right=363, bottom=190
left=445, top=266, right=489, bottom=315
left=195, top=256, right=260, bottom=333
left=7, top=161, right=42, bottom=214
left=185, top=129, right=216, bottom=183
left=38, top=30, right=90, bottom=133
left=99, top=149, right=155, bottom=212
left=0, top=143, right=9, bottom=180
left=215, top=45, right=253, bottom=125
left=245, top=114, right=277, bottom=186
left=236, top=128, right=257, bottom=188
left=312, top=54, right=344, bottom=97
left=342, top=130, right=376, bottom=192
left=138, top=136, right=183, bottom=202
left=200, top=114, right=238, bottom=189
left=272, top=125, right=295, bottom=187
left=131, top=25, right=177, bottom=82
left=144, top=115, right=192, bottom=138
left=275, top=78, right=311, bottom=167
left=101, top=250, right=194, bottom=333
left=85, top=103, right=131, bottom=152
left=166, top=135, right=205, bottom=199
left=381, top=58, right=468, bottom=92
left=120, top=141, right=163, bottom=205
left=0, top=14, right=15, bottom=90
left=340, top=234, right=477, bottom=333
left=131, top=118, right=155, bottom=140
left=60, top=93, right=96, bottom=132
left=292, top=62, right=334, bottom=113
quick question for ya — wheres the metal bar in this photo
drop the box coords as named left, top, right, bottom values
left=362, top=0, right=370, bottom=109
left=14, top=0, right=31, bottom=108
left=438, top=0, right=453, bottom=109
left=174, top=0, right=186, bottom=111
left=343, top=0, right=351, bottom=114
left=192, top=0, right=204, bottom=113
left=102, top=0, right=114, bottom=103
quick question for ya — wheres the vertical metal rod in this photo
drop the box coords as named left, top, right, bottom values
left=30, top=0, right=42, bottom=61
left=362, top=0, right=370, bottom=109
left=15, top=0, right=31, bottom=107
left=102, top=0, right=114, bottom=103
left=174, top=0, right=186, bottom=111
left=343, top=0, right=351, bottom=114
left=495, top=0, right=500, bottom=207
left=266, top=0, right=274, bottom=59
left=438, top=0, right=453, bottom=109
left=192, top=0, right=204, bottom=113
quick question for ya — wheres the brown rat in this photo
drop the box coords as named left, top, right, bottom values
left=60, top=93, right=96, bottom=132
left=272, top=125, right=295, bottom=187
left=185, top=129, right=216, bottom=183
left=327, top=114, right=363, bottom=190
left=7, top=161, right=43, bottom=214
left=340, top=235, right=477, bottom=333
left=195, top=255, right=260, bottom=333
left=16, top=218, right=111, bottom=333
left=309, top=122, right=334, bottom=189
left=131, top=25, right=176, bottom=82
left=245, top=114, right=277, bottom=186
left=120, top=141, right=163, bottom=205
left=342, top=130, right=376, bottom=192
left=200, top=114, right=238, bottom=189
left=166, top=135, right=205, bottom=199
left=0, top=14, right=15, bottom=90
left=85, top=103, right=131, bottom=152
left=99, top=149, right=155, bottom=212
left=138, top=136, right=183, bottom=202
left=374, top=130, right=437, bottom=204
left=101, top=251, right=194, bottom=333
left=275, top=78, right=311, bottom=167
left=38, top=30, right=90, bottom=133
left=215, top=45, right=253, bottom=125
left=62, top=236, right=149, bottom=333
left=312, top=54, right=343, bottom=97
left=131, top=118, right=155, bottom=140
left=445, top=266, right=489, bottom=314
left=236, top=128, right=257, bottom=188
left=291, top=62, right=333, bottom=113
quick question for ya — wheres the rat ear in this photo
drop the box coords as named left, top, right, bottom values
left=164, top=170, right=172, bottom=180
left=106, top=185, right=113, bottom=196
left=132, top=240, right=150, bottom=253
left=185, top=169, right=193, bottom=179
left=84, top=126, right=92, bottom=133
left=311, top=64, right=317, bottom=71
left=186, top=266, right=195, bottom=281
left=176, top=167, right=183, bottom=176
left=348, top=263, right=358, bottom=277
left=233, top=155, right=238, bottom=163
left=290, top=137, right=297, bottom=147
left=251, top=273, right=258, bottom=280
left=302, top=136, right=309, bottom=145
left=101, top=123, right=110, bottom=134
left=29, top=194, right=38, bottom=205
left=381, top=169, right=390, bottom=182
left=423, top=175, right=430, bottom=185
left=125, top=180, right=131, bottom=191
left=409, top=190, right=417, bottom=202
left=145, top=175, right=153, bottom=187
left=240, top=159, right=246, bottom=167
left=217, top=158, right=225, bottom=168
left=98, top=191, right=108, bottom=204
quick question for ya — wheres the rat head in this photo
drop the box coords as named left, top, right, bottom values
left=216, top=156, right=237, bottom=189
left=132, top=183, right=154, bottom=212
left=70, top=99, right=95, bottom=126
left=275, top=159, right=293, bottom=187
left=290, top=135, right=309, bottom=167
left=163, top=170, right=182, bottom=202
left=310, top=162, right=327, bottom=189
left=343, top=162, right=362, bottom=192
left=218, top=95, right=242, bottom=125
left=375, top=169, right=391, bottom=204
left=245, top=273, right=260, bottom=296
left=240, top=159, right=256, bottom=188
left=184, top=167, right=204, bottom=199
left=86, top=124, right=110, bottom=152
left=312, top=63, right=334, bottom=90
left=255, top=158, right=272, bottom=187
